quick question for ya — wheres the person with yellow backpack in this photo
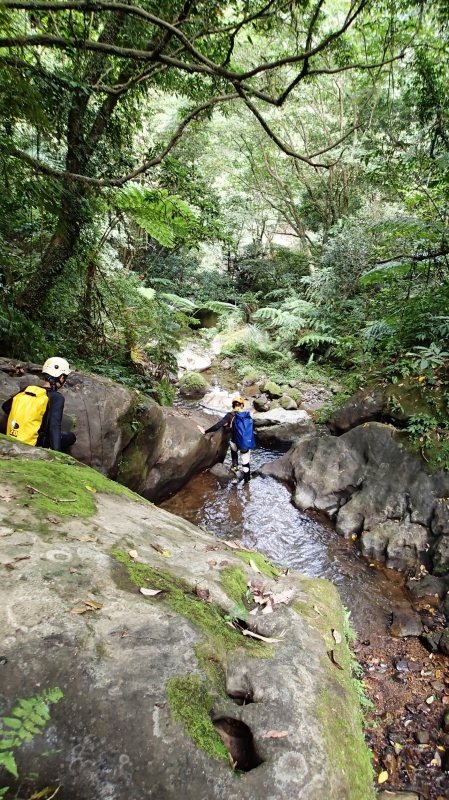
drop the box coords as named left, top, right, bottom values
left=2, top=357, right=76, bottom=453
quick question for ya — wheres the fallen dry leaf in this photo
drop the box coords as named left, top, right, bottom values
left=128, top=549, right=138, bottom=559
left=271, top=588, right=294, bottom=606
left=219, top=560, right=229, bottom=567
left=254, top=595, right=269, bottom=605
left=140, top=587, right=162, bottom=597
left=249, top=558, right=262, bottom=574
left=5, top=563, right=15, bottom=570
left=85, top=485, right=97, bottom=493
left=69, top=568, right=77, bottom=574
left=262, top=730, right=289, bottom=739
left=194, top=586, right=210, bottom=601
left=0, top=494, right=13, bottom=502
left=76, top=536, right=98, bottom=543
left=14, top=555, right=30, bottom=562
left=249, top=607, right=259, bottom=616
left=70, top=607, right=88, bottom=614
left=83, top=600, right=102, bottom=610
left=377, top=771, right=389, bottom=784
left=155, top=702, right=166, bottom=708
left=262, top=601, right=274, bottom=615
left=332, top=629, right=342, bottom=645
left=313, top=605, right=322, bottom=616
left=160, top=550, right=172, bottom=558
left=207, top=560, right=217, bottom=566
left=47, top=516, right=59, bottom=524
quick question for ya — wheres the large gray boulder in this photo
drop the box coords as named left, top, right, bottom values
left=327, top=391, right=384, bottom=433
left=253, top=408, right=314, bottom=445
left=0, top=441, right=374, bottom=800
left=177, top=343, right=212, bottom=372
left=127, top=407, right=230, bottom=502
left=263, top=423, right=449, bottom=574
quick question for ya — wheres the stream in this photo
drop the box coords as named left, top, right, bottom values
left=161, top=443, right=407, bottom=637
left=164, top=372, right=449, bottom=797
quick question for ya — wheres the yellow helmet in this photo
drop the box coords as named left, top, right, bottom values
left=232, top=396, right=245, bottom=407
left=42, top=357, right=72, bottom=377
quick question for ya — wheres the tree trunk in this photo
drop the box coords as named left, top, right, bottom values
left=19, top=181, right=86, bottom=313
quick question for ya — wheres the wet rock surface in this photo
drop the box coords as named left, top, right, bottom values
left=128, top=407, right=230, bottom=502
left=0, top=441, right=373, bottom=800
left=264, top=422, right=449, bottom=575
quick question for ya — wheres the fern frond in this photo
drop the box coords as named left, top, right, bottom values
left=296, top=332, right=337, bottom=348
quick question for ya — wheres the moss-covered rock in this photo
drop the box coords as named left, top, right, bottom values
left=179, top=370, right=209, bottom=397
left=279, top=394, right=297, bottom=410
left=242, top=367, right=259, bottom=386
left=263, top=380, right=283, bottom=399
left=281, top=386, right=302, bottom=405
left=0, top=446, right=374, bottom=799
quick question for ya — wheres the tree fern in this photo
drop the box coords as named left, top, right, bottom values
left=0, top=687, right=63, bottom=780
left=116, top=185, right=199, bottom=249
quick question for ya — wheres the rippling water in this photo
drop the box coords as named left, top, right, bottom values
left=161, top=445, right=407, bottom=635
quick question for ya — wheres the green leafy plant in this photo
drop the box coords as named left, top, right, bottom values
left=0, top=687, right=63, bottom=784
left=406, top=413, right=439, bottom=442
left=406, top=343, right=449, bottom=371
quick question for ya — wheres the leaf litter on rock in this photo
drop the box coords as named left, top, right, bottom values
left=70, top=600, right=102, bottom=614
left=262, top=730, right=289, bottom=739
left=332, top=629, right=342, bottom=645
left=140, top=587, right=163, bottom=597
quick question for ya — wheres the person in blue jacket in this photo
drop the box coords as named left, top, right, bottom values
left=198, top=397, right=256, bottom=482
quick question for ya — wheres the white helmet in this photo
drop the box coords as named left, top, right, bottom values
left=42, top=357, right=72, bottom=377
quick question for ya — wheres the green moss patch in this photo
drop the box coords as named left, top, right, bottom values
left=179, top=371, right=208, bottom=392
left=166, top=675, right=228, bottom=762
left=234, top=550, right=280, bottom=578
left=292, top=577, right=374, bottom=799
left=0, top=439, right=145, bottom=517
left=112, top=549, right=270, bottom=659
left=220, top=565, right=248, bottom=605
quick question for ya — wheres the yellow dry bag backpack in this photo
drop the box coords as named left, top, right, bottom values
left=7, top=386, right=49, bottom=446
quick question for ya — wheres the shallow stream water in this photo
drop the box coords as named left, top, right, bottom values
left=161, top=443, right=408, bottom=636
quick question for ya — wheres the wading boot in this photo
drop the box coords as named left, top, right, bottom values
left=230, top=449, right=239, bottom=473
left=242, top=466, right=250, bottom=483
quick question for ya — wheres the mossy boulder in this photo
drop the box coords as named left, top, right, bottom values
left=263, top=380, right=283, bottom=399
left=269, top=399, right=280, bottom=410
left=179, top=370, right=209, bottom=397
left=279, top=394, right=298, bottom=410
left=253, top=395, right=270, bottom=412
left=281, top=386, right=302, bottom=405
left=0, top=441, right=374, bottom=800
left=242, top=367, right=259, bottom=386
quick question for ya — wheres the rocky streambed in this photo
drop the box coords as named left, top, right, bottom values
left=2, top=353, right=449, bottom=798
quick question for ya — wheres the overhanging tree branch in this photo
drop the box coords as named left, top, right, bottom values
left=10, top=92, right=239, bottom=185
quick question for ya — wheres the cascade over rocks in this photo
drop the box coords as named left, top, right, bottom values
left=0, top=440, right=374, bottom=800
left=0, top=359, right=227, bottom=503
left=261, top=422, right=449, bottom=574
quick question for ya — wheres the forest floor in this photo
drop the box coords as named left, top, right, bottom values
left=358, top=616, right=449, bottom=799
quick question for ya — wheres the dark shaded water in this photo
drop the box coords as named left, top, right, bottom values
left=161, top=445, right=407, bottom=636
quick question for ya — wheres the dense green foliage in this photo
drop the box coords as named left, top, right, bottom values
left=1, top=0, right=449, bottom=446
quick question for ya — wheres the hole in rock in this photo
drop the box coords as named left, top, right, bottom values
left=213, top=716, right=263, bottom=771
left=227, top=690, right=254, bottom=706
